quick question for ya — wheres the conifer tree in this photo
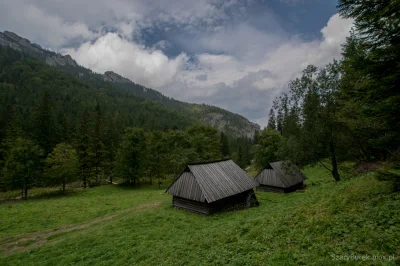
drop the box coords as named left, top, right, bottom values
left=115, top=128, right=146, bottom=185
left=220, top=132, right=230, bottom=157
left=146, top=130, right=166, bottom=186
left=104, top=113, right=120, bottom=184
left=237, top=146, right=245, bottom=168
left=276, top=109, right=283, bottom=135
left=32, top=91, right=54, bottom=155
left=76, top=109, right=92, bottom=188
left=267, top=108, right=276, bottom=130
left=45, top=143, right=79, bottom=193
left=90, top=103, right=105, bottom=185
left=2, top=138, right=43, bottom=199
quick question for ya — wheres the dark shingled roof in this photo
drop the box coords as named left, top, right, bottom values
left=167, top=159, right=258, bottom=203
left=255, top=161, right=305, bottom=188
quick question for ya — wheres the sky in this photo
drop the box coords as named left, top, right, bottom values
left=0, top=0, right=353, bottom=127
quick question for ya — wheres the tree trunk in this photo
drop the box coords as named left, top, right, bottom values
left=83, top=177, right=87, bottom=189
left=109, top=174, right=113, bottom=185
left=62, top=179, right=66, bottom=193
left=330, top=141, right=340, bottom=181
left=24, top=187, right=28, bottom=200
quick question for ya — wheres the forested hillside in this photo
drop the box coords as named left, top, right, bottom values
left=0, top=30, right=260, bottom=138
left=0, top=47, right=253, bottom=197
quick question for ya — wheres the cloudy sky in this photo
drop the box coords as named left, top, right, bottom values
left=0, top=0, right=353, bottom=127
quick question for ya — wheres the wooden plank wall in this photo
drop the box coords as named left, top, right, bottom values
left=256, top=185, right=285, bottom=193
left=173, top=196, right=210, bottom=215
left=257, top=181, right=304, bottom=193
left=172, top=189, right=259, bottom=215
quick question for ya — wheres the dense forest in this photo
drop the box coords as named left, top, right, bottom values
left=253, top=0, right=399, bottom=182
left=0, top=47, right=253, bottom=198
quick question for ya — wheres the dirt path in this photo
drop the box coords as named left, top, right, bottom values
left=0, top=201, right=161, bottom=255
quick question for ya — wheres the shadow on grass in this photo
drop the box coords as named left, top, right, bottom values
left=0, top=179, right=174, bottom=204
left=115, top=180, right=172, bottom=191
left=0, top=189, right=88, bottom=205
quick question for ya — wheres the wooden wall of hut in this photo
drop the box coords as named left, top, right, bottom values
left=172, top=189, right=258, bottom=215
left=256, top=181, right=304, bottom=193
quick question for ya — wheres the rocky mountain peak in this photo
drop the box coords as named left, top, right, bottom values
left=202, top=112, right=260, bottom=138
left=0, top=31, right=79, bottom=68
left=103, top=71, right=132, bottom=84
left=45, top=54, right=78, bottom=67
left=0, top=31, right=44, bottom=54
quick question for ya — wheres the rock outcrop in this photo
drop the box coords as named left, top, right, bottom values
left=103, top=71, right=132, bottom=84
left=202, top=112, right=260, bottom=139
left=45, top=54, right=78, bottom=67
left=0, top=31, right=44, bottom=55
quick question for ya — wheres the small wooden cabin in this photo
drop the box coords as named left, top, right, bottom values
left=167, top=159, right=259, bottom=215
left=255, top=161, right=306, bottom=193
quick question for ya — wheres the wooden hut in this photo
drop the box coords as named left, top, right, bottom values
left=166, top=159, right=259, bottom=214
left=255, top=161, right=306, bottom=193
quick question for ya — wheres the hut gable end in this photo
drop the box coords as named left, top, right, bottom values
left=255, top=161, right=306, bottom=191
left=167, top=172, right=206, bottom=202
left=255, top=169, right=285, bottom=188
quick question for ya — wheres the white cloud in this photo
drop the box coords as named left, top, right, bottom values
left=1, top=0, right=249, bottom=48
left=62, top=33, right=187, bottom=88
left=0, top=0, right=98, bottom=48
left=161, top=13, right=354, bottom=127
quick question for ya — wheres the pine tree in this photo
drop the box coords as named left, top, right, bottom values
left=276, top=108, right=283, bottom=135
left=104, top=113, right=120, bottom=184
left=220, top=132, right=230, bottom=157
left=237, top=147, right=243, bottom=167
left=90, top=103, right=105, bottom=186
left=237, top=146, right=246, bottom=168
left=187, top=125, right=222, bottom=162
left=338, top=0, right=400, bottom=160
left=76, top=109, right=92, bottom=188
left=253, top=130, right=259, bottom=145
left=45, top=143, right=79, bottom=193
left=241, top=144, right=251, bottom=168
left=2, top=138, right=43, bottom=199
left=267, top=108, right=276, bottom=130
left=253, top=128, right=283, bottom=170
left=146, top=130, right=166, bottom=186
left=32, top=91, right=55, bottom=155
left=1, top=107, right=25, bottom=191
left=115, top=128, right=146, bottom=185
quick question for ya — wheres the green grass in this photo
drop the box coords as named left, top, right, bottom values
left=1, top=165, right=399, bottom=265
left=0, top=184, right=169, bottom=239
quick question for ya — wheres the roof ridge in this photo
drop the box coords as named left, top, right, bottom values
left=188, top=158, right=232, bottom=166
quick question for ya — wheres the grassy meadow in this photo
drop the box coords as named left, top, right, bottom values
left=0, top=165, right=399, bottom=265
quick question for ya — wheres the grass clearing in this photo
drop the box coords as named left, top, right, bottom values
left=0, top=184, right=169, bottom=239
left=1, top=164, right=399, bottom=265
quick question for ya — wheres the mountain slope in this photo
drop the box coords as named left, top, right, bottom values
left=0, top=31, right=260, bottom=138
left=0, top=46, right=197, bottom=143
